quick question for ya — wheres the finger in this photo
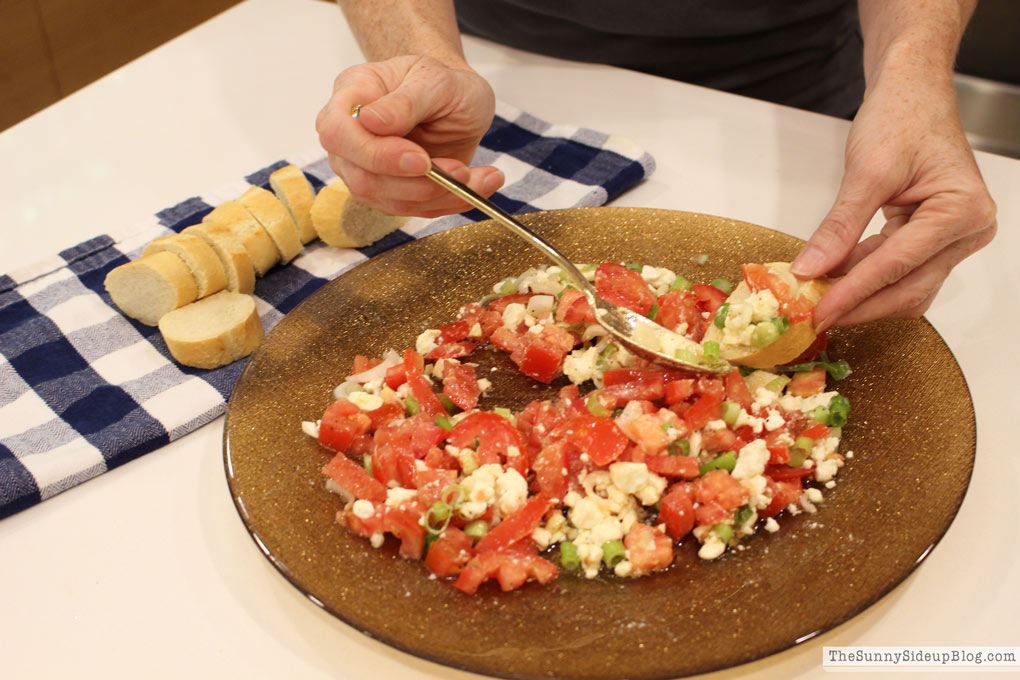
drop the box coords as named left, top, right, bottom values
left=336, top=163, right=505, bottom=218
left=818, top=220, right=996, bottom=329
left=356, top=61, right=452, bottom=139
left=829, top=210, right=911, bottom=276
left=792, top=165, right=887, bottom=279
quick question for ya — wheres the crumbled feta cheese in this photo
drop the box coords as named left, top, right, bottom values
left=468, top=322, right=482, bottom=338
left=495, top=468, right=528, bottom=516
left=501, top=302, right=528, bottom=328
left=614, top=559, right=634, bottom=578
left=301, top=420, right=319, bottom=438
left=805, top=487, right=824, bottom=504
left=526, top=294, right=556, bottom=317
left=415, top=328, right=441, bottom=355
left=369, top=533, right=385, bottom=548
left=764, top=517, right=780, bottom=533
left=608, top=462, right=649, bottom=495
left=698, top=537, right=727, bottom=560
left=640, top=265, right=677, bottom=295
left=385, top=487, right=418, bottom=507
left=634, top=473, right=668, bottom=506
left=351, top=499, right=376, bottom=519
left=732, top=439, right=770, bottom=480
left=763, top=409, right=786, bottom=431
left=746, top=289, right=780, bottom=322
left=477, top=378, right=493, bottom=393
left=563, top=346, right=599, bottom=385
left=348, top=390, right=383, bottom=412
left=569, top=497, right=604, bottom=530
left=778, top=391, right=839, bottom=414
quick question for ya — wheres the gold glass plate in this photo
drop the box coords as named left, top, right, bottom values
left=224, top=207, right=975, bottom=680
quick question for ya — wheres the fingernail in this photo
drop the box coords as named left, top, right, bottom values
left=398, top=152, right=429, bottom=175
left=482, top=170, right=504, bottom=193
left=792, top=245, right=824, bottom=277
left=451, top=166, right=471, bottom=183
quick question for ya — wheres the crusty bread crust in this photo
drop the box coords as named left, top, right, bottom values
left=143, top=233, right=227, bottom=298
left=104, top=251, right=198, bottom=326
left=269, top=164, right=317, bottom=244
left=158, top=291, right=263, bottom=369
left=311, top=178, right=406, bottom=248
left=202, top=200, right=280, bottom=276
left=181, top=224, right=256, bottom=294
left=239, top=186, right=303, bottom=264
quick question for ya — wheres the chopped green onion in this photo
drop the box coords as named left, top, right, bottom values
left=712, top=523, right=734, bottom=543
left=478, top=292, right=500, bottom=307
left=828, top=394, right=850, bottom=427
left=611, top=407, right=625, bottom=418
left=788, top=450, right=808, bottom=467
left=459, top=450, right=479, bottom=476
left=660, top=422, right=675, bottom=432
left=691, top=254, right=709, bottom=266
left=793, top=436, right=815, bottom=452
left=363, top=454, right=372, bottom=475
left=464, top=520, right=489, bottom=541
left=668, top=439, right=691, bottom=456
left=713, top=302, right=730, bottom=329
left=434, top=415, right=454, bottom=431
left=670, top=274, right=692, bottom=291
left=752, top=322, right=780, bottom=348
left=436, top=394, right=459, bottom=414
left=721, top=401, right=741, bottom=427
left=772, top=315, right=791, bottom=334
left=675, top=348, right=698, bottom=364
left=703, top=341, right=720, bottom=361
left=602, top=539, right=627, bottom=568
left=735, top=505, right=755, bottom=526
left=625, top=262, right=643, bottom=272
left=493, top=407, right=513, bottom=420
left=647, top=304, right=660, bottom=321
left=441, top=484, right=464, bottom=507
left=596, top=342, right=618, bottom=370
left=586, top=391, right=612, bottom=417
left=710, top=278, right=733, bottom=295
left=738, top=365, right=755, bottom=377
left=776, top=352, right=852, bottom=381
left=809, top=405, right=831, bottom=425
left=425, top=502, right=452, bottom=535
left=764, top=375, right=791, bottom=393
left=559, top=541, right=580, bottom=570
left=700, top=450, right=737, bottom=475
left=498, top=278, right=517, bottom=295
left=404, top=394, right=421, bottom=416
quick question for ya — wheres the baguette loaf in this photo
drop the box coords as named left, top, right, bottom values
left=181, top=224, right=256, bottom=294
left=310, top=178, right=407, bottom=248
left=202, top=200, right=280, bottom=275
left=158, top=291, right=263, bottom=369
left=143, top=233, right=227, bottom=299
left=104, top=251, right=198, bottom=326
left=238, top=185, right=303, bottom=264
left=269, top=164, right=317, bottom=244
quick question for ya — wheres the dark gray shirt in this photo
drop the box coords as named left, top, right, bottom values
left=454, top=0, right=864, bottom=118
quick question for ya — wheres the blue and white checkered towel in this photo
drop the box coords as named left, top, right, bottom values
left=0, top=101, right=654, bottom=519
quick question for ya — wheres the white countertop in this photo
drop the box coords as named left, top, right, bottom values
left=2, top=0, right=1018, bottom=677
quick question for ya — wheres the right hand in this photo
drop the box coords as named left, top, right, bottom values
left=316, top=55, right=504, bottom=218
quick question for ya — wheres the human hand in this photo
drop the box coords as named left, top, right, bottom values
left=791, top=74, right=997, bottom=331
left=316, top=55, right=504, bottom=218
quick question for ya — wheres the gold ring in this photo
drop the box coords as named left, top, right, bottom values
left=351, top=103, right=362, bottom=118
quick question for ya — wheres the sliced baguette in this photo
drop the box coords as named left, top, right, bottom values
left=269, top=164, right=317, bottom=244
left=104, top=251, right=198, bottom=326
left=202, top=200, right=280, bottom=275
left=143, top=233, right=227, bottom=299
left=158, top=291, right=263, bottom=369
left=181, top=224, right=256, bottom=294
left=310, top=178, right=407, bottom=248
left=238, top=185, right=303, bottom=264
left=704, top=262, right=831, bottom=369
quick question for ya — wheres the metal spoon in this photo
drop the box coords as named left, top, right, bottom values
left=426, top=165, right=729, bottom=374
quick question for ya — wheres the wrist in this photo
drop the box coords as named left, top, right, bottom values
left=865, top=38, right=956, bottom=98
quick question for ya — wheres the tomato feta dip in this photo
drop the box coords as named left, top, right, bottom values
left=303, top=262, right=852, bottom=594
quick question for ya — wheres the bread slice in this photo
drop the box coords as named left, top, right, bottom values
left=158, top=291, right=263, bottom=369
left=181, top=224, right=256, bottom=294
left=104, top=251, right=198, bottom=326
left=238, top=185, right=303, bottom=264
left=269, top=164, right=317, bottom=244
left=703, top=262, right=831, bottom=369
left=310, top=178, right=407, bottom=248
left=142, top=233, right=227, bottom=299
left=202, top=200, right=280, bottom=276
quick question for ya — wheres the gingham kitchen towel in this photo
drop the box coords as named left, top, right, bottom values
left=0, top=101, right=655, bottom=519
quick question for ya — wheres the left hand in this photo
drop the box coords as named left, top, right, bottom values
left=791, top=71, right=997, bottom=331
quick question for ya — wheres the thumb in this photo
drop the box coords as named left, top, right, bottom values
left=357, top=70, right=449, bottom=139
left=792, top=168, right=885, bottom=279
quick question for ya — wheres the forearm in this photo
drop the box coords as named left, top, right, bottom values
left=337, top=0, right=468, bottom=68
left=858, top=0, right=976, bottom=90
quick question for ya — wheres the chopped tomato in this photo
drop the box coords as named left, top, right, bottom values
left=624, top=522, right=674, bottom=576
left=645, top=454, right=699, bottom=479
left=564, top=415, right=628, bottom=465
left=448, top=411, right=527, bottom=472
left=442, top=363, right=481, bottom=411
left=601, top=368, right=666, bottom=405
left=351, top=355, right=382, bottom=374
left=488, top=293, right=537, bottom=315
left=555, top=288, right=596, bottom=324
left=385, top=503, right=428, bottom=559
left=787, top=367, right=827, bottom=397
left=424, top=527, right=475, bottom=578
left=695, top=469, right=749, bottom=510
left=532, top=440, right=569, bottom=499
left=741, top=264, right=813, bottom=322
left=415, top=468, right=458, bottom=506
left=692, top=283, right=728, bottom=317
left=658, top=482, right=696, bottom=539
left=318, top=399, right=372, bottom=452
left=475, top=494, right=554, bottom=554
left=365, top=402, right=404, bottom=431
left=656, top=289, right=705, bottom=338
left=761, top=478, right=803, bottom=518
left=426, top=341, right=476, bottom=360
left=437, top=319, right=472, bottom=344
left=664, top=378, right=695, bottom=405
left=764, top=463, right=814, bottom=480
left=699, top=425, right=739, bottom=453
left=799, top=422, right=831, bottom=440
left=620, top=410, right=684, bottom=456
left=454, top=550, right=558, bottom=594
left=595, top=263, right=657, bottom=316
left=684, top=393, right=723, bottom=430
left=322, top=451, right=386, bottom=502
left=384, top=363, right=407, bottom=389
left=457, top=302, right=502, bottom=339
left=723, top=370, right=753, bottom=409
left=764, top=428, right=793, bottom=464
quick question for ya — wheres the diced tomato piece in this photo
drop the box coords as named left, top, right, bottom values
left=595, top=263, right=657, bottom=316
left=695, top=469, right=749, bottom=510
left=518, top=335, right=568, bottom=384
left=365, top=402, right=404, bottom=431
left=532, top=440, right=569, bottom=500
left=442, top=363, right=481, bottom=411
left=624, top=522, right=674, bottom=576
left=415, top=468, right=458, bottom=506
left=406, top=373, right=447, bottom=417
left=656, top=289, right=705, bottom=338
left=700, top=425, right=738, bottom=453
left=764, top=428, right=792, bottom=464
left=761, top=478, right=803, bottom=518
left=423, top=446, right=460, bottom=470
left=788, top=367, right=827, bottom=397
left=426, top=341, right=477, bottom=360
left=563, top=415, right=628, bottom=465
left=664, top=378, right=695, bottom=405
left=384, top=503, right=427, bottom=559
left=692, top=283, right=728, bottom=318
left=764, top=463, right=814, bottom=480
left=490, top=326, right=523, bottom=355
left=555, top=288, right=596, bottom=324
left=349, top=433, right=374, bottom=459
left=437, top=319, right=472, bottom=344
left=403, top=348, right=425, bottom=376
left=723, top=370, right=753, bottom=409
left=351, top=355, right=382, bottom=374
left=424, top=527, right=475, bottom=578
left=695, top=501, right=730, bottom=526
left=454, top=550, right=558, bottom=594
left=322, top=451, right=386, bottom=502
left=659, top=482, right=696, bottom=539
left=645, top=454, right=700, bottom=479
left=620, top=409, right=684, bottom=456
left=318, top=399, right=372, bottom=452
left=693, top=376, right=725, bottom=399
left=799, top=422, right=831, bottom=440
left=448, top=411, right=527, bottom=470
left=384, top=363, right=407, bottom=389
left=603, top=368, right=666, bottom=390
left=487, top=293, right=537, bottom=315
left=684, top=393, right=723, bottom=430
left=475, top=494, right=554, bottom=554
left=457, top=303, right=503, bottom=339
left=741, top=264, right=814, bottom=322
